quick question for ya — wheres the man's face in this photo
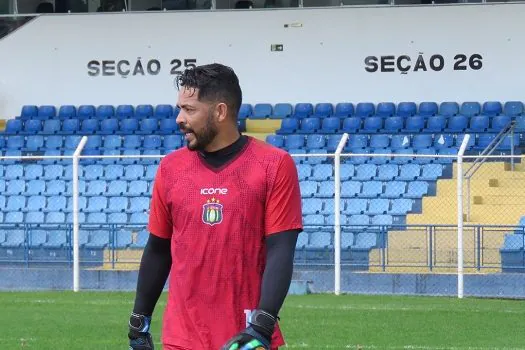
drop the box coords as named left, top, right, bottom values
left=176, top=87, right=219, bottom=151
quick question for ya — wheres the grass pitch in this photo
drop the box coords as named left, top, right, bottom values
left=0, top=291, right=523, bottom=349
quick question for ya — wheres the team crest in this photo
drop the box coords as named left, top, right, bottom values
left=202, top=198, right=223, bottom=226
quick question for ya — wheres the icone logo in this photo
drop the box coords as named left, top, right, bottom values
left=200, top=188, right=228, bottom=195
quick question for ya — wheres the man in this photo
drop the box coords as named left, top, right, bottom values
left=128, top=63, right=303, bottom=350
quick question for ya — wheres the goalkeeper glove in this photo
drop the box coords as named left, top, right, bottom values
left=221, top=309, right=277, bottom=350
left=128, top=312, right=154, bottom=350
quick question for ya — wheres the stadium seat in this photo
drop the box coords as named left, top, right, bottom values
left=490, top=115, right=511, bottom=132
left=84, top=136, right=102, bottom=151
left=5, top=164, right=23, bottom=180
left=238, top=104, right=252, bottom=120
left=405, top=116, right=425, bottom=132
left=7, top=135, right=24, bottom=150
left=272, top=103, right=292, bottom=119
left=27, top=212, right=45, bottom=225
left=390, top=198, right=413, bottom=215
left=341, top=117, right=361, bottom=133
left=397, top=102, right=417, bottom=117
left=5, top=180, right=25, bottom=195
left=341, top=181, right=361, bottom=197
left=361, top=181, right=382, bottom=198
left=314, top=103, right=333, bottom=118
left=445, top=115, right=468, bottom=132
left=293, top=103, right=314, bottom=119
left=285, top=135, right=305, bottom=150
left=3, top=230, right=24, bottom=246
left=397, top=164, right=420, bottom=181
left=426, top=116, right=446, bottom=132
left=302, top=198, right=323, bottom=215
left=46, top=180, right=66, bottom=196
left=344, top=198, right=366, bottom=214
left=370, top=135, right=389, bottom=149
left=135, top=105, right=154, bottom=119
left=434, top=134, right=453, bottom=149
left=460, top=102, right=481, bottom=117
left=376, top=164, right=398, bottom=181
left=46, top=196, right=66, bottom=212
left=42, top=119, right=60, bottom=134
left=99, top=118, right=118, bottom=134
left=5, top=212, right=23, bottom=224
left=130, top=212, right=148, bottom=224
left=382, top=181, right=406, bottom=198
left=368, top=199, right=389, bottom=215
left=405, top=181, right=429, bottom=198
left=116, top=105, right=134, bottom=119
left=38, top=105, right=57, bottom=120
left=77, top=105, right=96, bottom=119
left=383, top=117, right=403, bottom=132
left=376, top=102, right=395, bottom=118
left=300, top=118, right=321, bottom=133
left=107, top=197, right=128, bottom=213
left=252, top=103, right=272, bottom=119
left=420, top=164, right=443, bottom=180
left=5, top=119, right=22, bottom=134
left=334, top=103, right=354, bottom=118
left=418, top=102, right=438, bottom=117
left=347, top=135, right=368, bottom=150
left=413, top=134, right=433, bottom=149
left=306, top=135, right=325, bottom=150
left=159, top=119, right=178, bottom=134
left=482, top=101, right=502, bottom=116
left=24, top=120, right=42, bottom=134
left=138, top=118, right=158, bottom=134
left=363, top=117, right=382, bottom=132
left=21, top=105, right=38, bottom=119
left=276, top=118, right=299, bottom=134
left=390, top=135, right=411, bottom=149
left=321, top=117, right=340, bottom=133
left=27, top=179, right=45, bottom=196
left=503, top=101, right=523, bottom=117
left=468, top=115, right=489, bottom=132
left=354, top=164, right=376, bottom=181
left=7, top=195, right=25, bottom=211
left=44, top=231, right=67, bottom=248
left=439, top=102, right=459, bottom=116
left=143, top=135, right=162, bottom=149
left=155, top=105, right=174, bottom=118
left=355, top=103, right=374, bottom=118
left=96, top=105, right=115, bottom=119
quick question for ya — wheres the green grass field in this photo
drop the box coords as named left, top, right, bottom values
left=0, top=291, right=523, bottom=349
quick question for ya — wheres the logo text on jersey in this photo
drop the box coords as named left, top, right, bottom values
left=202, top=198, right=223, bottom=226
left=200, top=188, right=228, bottom=195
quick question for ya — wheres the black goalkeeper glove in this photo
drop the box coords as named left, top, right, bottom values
left=221, top=309, right=277, bottom=350
left=128, top=312, right=154, bottom=350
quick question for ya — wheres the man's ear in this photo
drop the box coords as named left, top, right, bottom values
left=215, top=103, right=229, bottom=122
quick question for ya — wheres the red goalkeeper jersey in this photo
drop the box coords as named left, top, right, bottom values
left=147, top=136, right=303, bottom=349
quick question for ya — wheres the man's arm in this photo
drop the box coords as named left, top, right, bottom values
left=128, top=233, right=171, bottom=350
left=257, top=229, right=300, bottom=318
left=132, top=233, right=172, bottom=315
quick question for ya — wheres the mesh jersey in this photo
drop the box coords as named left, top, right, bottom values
left=148, top=137, right=303, bottom=349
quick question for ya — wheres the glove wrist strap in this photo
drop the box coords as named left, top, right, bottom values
left=248, top=309, right=277, bottom=340
left=129, top=312, right=152, bottom=334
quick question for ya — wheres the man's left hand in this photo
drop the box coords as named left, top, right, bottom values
left=221, top=309, right=277, bottom=350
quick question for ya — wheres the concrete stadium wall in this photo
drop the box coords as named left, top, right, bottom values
left=1, top=3, right=525, bottom=118
left=2, top=268, right=525, bottom=298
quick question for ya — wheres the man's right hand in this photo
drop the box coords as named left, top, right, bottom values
left=128, top=312, right=154, bottom=350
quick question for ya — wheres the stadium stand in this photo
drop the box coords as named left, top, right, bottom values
left=0, top=101, right=524, bottom=271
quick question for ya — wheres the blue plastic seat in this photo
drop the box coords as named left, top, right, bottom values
left=300, top=117, right=321, bottom=133
left=45, top=135, right=63, bottom=149
left=293, top=103, right=314, bottom=119
left=107, top=197, right=128, bottom=213
left=439, top=102, right=459, bottom=116
left=348, top=215, right=370, bottom=230
left=376, top=102, right=395, bottom=118
left=296, top=164, right=312, bottom=181
left=341, top=181, right=361, bottom=197
left=368, top=199, right=389, bottom=215
left=498, top=134, right=520, bottom=150
left=96, top=105, right=115, bottom=119
left=363, top=117, right=382, bottom=132
left=371, top=214, right=393, bottom=226
left=503, top=101, right=523, bottom=117
left=272, top=103, right=292, bottom=119
left=5, top=212, right=23, bottom=224
left=103, top=135, right=122, bottom=149
left=43, top=165, right=63, bottom=180
left=83, top=165, right=104, bottom=180
left=382, top=181, right=406, bottom=198
left=62, top=119, right=79, bottom=134
left=46, top=196, right=66, bottom=212
left=405, top=116, right=425, bottom=132
left=370, top=135, right=390, bottom=149
left=314, top=103, right=333, bottom=118
left=302, top=198, right=323, bottom=215
left=5, top=119, right=22, bottom=134
left=24, top=135, right=43, bottom=152
left=482, top=101, right=502, bottom=116
left=469, top=115, right=489, bottom=132
left=285, top=134, right=305, bottom=150
left=405, top=181, right=429, bottom=198
left=310, top=164, right=332, bottom=181
left=135, top=105, right=154, bottom=119
left=64, top=135, right=82, bottom=150
left=341, top=117, right=361, bottom=133
left=85, top=230, right=110, bottom=247
left=155, top=105, right=174, bottom=118
left=266, top=135, right=284, bottom=148
left=106, top=180, right=128, bottom=196
left=21, top=105, right=38, bottom=118
left=46, top=180, right=66, bottom=196
left=361, top=181, right=382, bottom=198
left=42, top=119, right=60, bottom=134
left=460, top=102, right=481, bottom=117
left=138, top=118, right=158, bottom=134
left=397, top=164, right=421, bottom=181
left=77, top=119, right=97, bottom=134
left=392, top=148, right=415, bottom=164
left=77, top=105, right=96, bottom=119
left=354, top=164, right=377, bottom=181
left=252, top=103, right=272, bottom=119
left=83, top=135, right=101, bottom=150
left=321, top=117, right=340, bottom=133
left=5, top=164, right=23, bottom=180
left=414, top=148, right=436, bottom=164
left=25, top=164, right=43, bottom=180
left=418, top=102, right=438, bottom=117
left=456, top=134, right=476, bottom=148
left=389, top=198, right=413, bottom=215
left=27, top=179, right=45, bottom=196
left=306, top=135, right=325, bottom=149
left=123, top=165, right=144, bottom=180
left=238, top=104, right=252, bottom=120
left=37, top=105, right=57, bottom=120
left=143, top=135, right=162, bottom=149
left=397, top=102, right=417, bottom=117
left=128, top=180, right=148, bottom=196
left=129, top=197, right=149, bottom=213
left=5, top=180, right=25, bottom=195
left=24, top=120, right=42, bottom=134
left=103, top=165, right=123, bottom=180
left=490, top=115, right=511, bottom=132
left=334, top=103, right=354, bottom=118
left=118, top=118, right=138, bottom=134
left=299, top=181, right=317, bottom=198
left=116, top=105, right=134, bottom=119
left=413, top=134, right=433, bottom=149
left=27, top=212, right=45, bottom=225
left=446, top=115, right=468, bottom=132
left=426, top=116, right=446, bottom=132
left=420, top=163, right=443, bottom=180
left=7, top=136, right=24, bottom=150
left=344, top=198, right=367, bottom=215
left=276, top=118, right=299, bottom=134
left=7, top=195, right=25, bottom=211
left=100, top=118, right=119, bottom=134
left=159, top=119, right=178, bottom=134
left=383, top=117, right=403, bottom=132
left=355, top=103, right=374, bottom=118
left=86, top=180, right=107, bottom=196
left=433, top=134, right=454, bottom=149
left=346, top=135, right=368, bottom=150
left=316, top=181, right=334, bottom=198
left=85, top=196, right=108, bottom=212
left=376, top=164, right=398, bottom=181
left=390, top=135, right=411, bottom=149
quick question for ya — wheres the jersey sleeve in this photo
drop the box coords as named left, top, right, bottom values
left=265, top=153, right=303, bottom=236
left=147, top=162, right=173, bottom=239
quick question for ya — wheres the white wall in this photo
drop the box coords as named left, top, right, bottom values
left=1, top=4, right=525, bottom=118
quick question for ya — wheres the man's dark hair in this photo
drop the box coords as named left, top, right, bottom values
left=176, top=63, right=242, bottom=120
